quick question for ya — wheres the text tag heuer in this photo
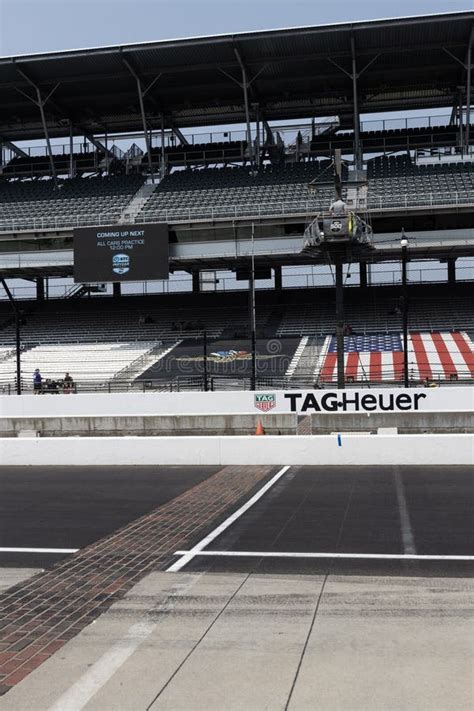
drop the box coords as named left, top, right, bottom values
left=255, top=393, right=276, bottom=412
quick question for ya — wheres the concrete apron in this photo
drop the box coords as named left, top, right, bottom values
left=0, top=570, right=472, bottom=711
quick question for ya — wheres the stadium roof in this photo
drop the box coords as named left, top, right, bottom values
left=0, top=11, right=472, bottom=141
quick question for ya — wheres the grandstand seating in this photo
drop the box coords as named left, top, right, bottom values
left=0, top=342, right=159, bottom=388
left=0, top=284, right=471, bottom=389
left=0, top=300, right=275, bottom=348
left=310, top=124, right=462, bottom=154
left=0, top=175, right=144, bottom=231
left=276, top=289, right=473, bottom=337
left=367, top=156, right=474, bottom=208
left=137, top=162, right=337, bottom=221
left=1, top=151, right=107, bottom=177
left=145, top=140, right=248, bottom=166
left=313, top=330, right=473, bottom=383
left=0, top=155, right=472, bottom=233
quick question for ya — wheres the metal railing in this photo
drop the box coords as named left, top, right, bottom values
left=0, top=371, right=471, bottom=396
left=1, top=190, right=473, bottom=235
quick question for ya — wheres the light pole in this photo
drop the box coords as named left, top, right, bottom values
left=400, top=233, right=409, bottom=388
left=335, top=259, right=345, bottom=389
left=250, top=223, right=257, bottom=391
left=203, top=330, right=209, bottom=392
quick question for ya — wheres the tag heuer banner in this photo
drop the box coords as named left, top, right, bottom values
left=5, top=388, right=472, bottom=418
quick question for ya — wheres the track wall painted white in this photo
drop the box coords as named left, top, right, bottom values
left=1, top=434, right=472, bottom=466
left=1, top=387, right=472, bottom=418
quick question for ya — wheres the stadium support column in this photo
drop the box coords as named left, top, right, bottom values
left=234, top=48, right=253, bottom=164
left=250, top=223, right=257, bottom=390
left=1, top=279, right=21, bottom=395
left=36, top=89, right=58, bottom=189
left=69, top=122, right=74, bottom=179
left=335, top=261, right=345, bottom=390
left=104, top=132, right=110, bottom=175
left=113, top=282, right=121, bottom=298
left=458, top=88, right=464, bottom=148
left=447, top=258, right=457, bottom=285
left=15, top=68, right=59, bottom=188
left=401, top=235, right=409, bottom=388
left=121, top=57, right=157, bottom=181
left=36, top=277, right=45, bottom=302
left=350, top=36, right=362, bottom=170
left=328, top=41, right=380, bottom=171
left=136, top=78, right=154, bottom=181
left=255, top=105, right=261, bottom=168
left=359, top=261, right=367, bottom=288
left=274, top=265, right=282, bottom=290
left=192, top=270, right=200, bottom=293
left=446, top=25, right=473, bottom=152
left=466, top=26, right=472, bottom=151
left=160, top=117, right=166, bottom=180
left=203, top=330, right=209, bottom=392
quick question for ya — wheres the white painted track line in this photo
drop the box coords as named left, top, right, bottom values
left=0, top=547, right=78, bottom=554
left=173, top=550, right=474, bottom=561
left=167, top=465, right=291, bottom=572
left=47, top=573, right=205, bottom=711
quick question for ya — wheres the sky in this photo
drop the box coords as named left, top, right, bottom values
left=0, top=0, right=471, bottom=56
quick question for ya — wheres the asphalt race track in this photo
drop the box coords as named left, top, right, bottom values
left=0, top=463, right=472, bottom=709
left=0, top=465, right=218, bottom=568
left=177, top=465, right=474, bottom=577
left=1, top=464, right=472, bottom=577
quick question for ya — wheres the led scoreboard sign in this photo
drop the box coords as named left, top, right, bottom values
left=73, top=223, right=169, bottom=283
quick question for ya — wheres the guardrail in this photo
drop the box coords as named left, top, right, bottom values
left=0, top=372, right=471, bottom=396
left=0, top=191, right=473, bottom=234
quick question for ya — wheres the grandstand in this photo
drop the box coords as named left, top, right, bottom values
left=0, top=11, right=472, bottom=394
left=0, top=283, right=471, bottom=392
left=0, top=175, right=144, bottom=232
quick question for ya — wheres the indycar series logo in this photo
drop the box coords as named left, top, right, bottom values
left=112, top=253, right=130, bottom=275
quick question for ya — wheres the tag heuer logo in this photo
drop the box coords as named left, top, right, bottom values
left=255, top=393, right=276, bottom=412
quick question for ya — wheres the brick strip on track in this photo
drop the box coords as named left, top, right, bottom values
left=0, top=465, right=274, bottom=694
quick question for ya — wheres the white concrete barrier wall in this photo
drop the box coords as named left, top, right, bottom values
left=1, top=387, right=473, bottom=419
left=1, top=434, right=472, bottom=466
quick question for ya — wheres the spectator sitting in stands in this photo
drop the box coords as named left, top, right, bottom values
left=343, top=324, right=353, bottom=336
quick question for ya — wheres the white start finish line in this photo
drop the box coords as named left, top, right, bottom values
left=171, top=550, right=474, bottom=562
left=0, top=547, right=79, bottom=554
